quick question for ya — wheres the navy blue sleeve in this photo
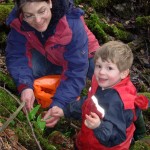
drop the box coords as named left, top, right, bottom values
left=6, top=28, right=34, bottom=92
left=63, top=96, right=86, bottom=120
left=93, top=90, right=134, bottom=147
left=51, top=17, right=89, bottom=109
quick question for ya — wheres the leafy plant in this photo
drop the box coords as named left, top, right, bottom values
left=28, top=104, right=41, bottom=121
left=28, top=104, right=46, bottom=132
left=36, top=114, right=46, bottom=131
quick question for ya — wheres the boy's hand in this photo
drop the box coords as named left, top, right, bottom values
left=84, top=112, right=101, bottom=129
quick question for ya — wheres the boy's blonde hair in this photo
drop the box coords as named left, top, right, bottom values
left=94, top=41, right=133, bottom=72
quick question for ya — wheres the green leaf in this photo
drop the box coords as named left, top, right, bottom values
left=37, top=114, right=46, bottom=131
left=47, top=145, right=57, bottom=150
left=28, top=104, right=41, bottom=121
left=10, top=120, right=15, bottom=126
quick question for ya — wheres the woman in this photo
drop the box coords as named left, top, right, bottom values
left=6, top=0, right=99, bottom=124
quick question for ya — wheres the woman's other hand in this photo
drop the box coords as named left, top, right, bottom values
left=43, top=108, right=60, bottom=128
left=21, top=88, right=35, bottom=113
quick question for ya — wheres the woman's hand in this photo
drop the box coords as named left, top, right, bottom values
left=43, top=107, right=63, bottom=128
left=84, top=112, right=101, bottom=129
left=21, top=88, right=35, bottom=113
left=51, top=106, right=64, bottom=117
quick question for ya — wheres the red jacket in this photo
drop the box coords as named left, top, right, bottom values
left=76, top=76, right=149, bottom=150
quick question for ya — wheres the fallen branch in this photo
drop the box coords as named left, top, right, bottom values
left=0, top=101, right=25, bottom=132
left=24, top=108, right=43, bottom=150
left=70, top=122, right=81, bottom=130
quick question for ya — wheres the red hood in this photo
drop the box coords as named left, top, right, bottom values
left=113, top=76, right=148, bottom=110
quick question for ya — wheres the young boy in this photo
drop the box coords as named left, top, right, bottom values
left=45, top=41, right=149, bottom=150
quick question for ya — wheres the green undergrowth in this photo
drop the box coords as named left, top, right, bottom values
left=0, top=71, right=17, bottom=92
left=0, top=87, right=75, bottom=149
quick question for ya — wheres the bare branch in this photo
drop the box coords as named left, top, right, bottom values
left=0, top=101, right=25, bottom=132
left=24, top=108, right=43, bottom=150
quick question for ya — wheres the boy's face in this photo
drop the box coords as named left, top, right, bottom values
left=94, top=57, right=127, bottom=90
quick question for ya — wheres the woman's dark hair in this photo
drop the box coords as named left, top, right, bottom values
left=51, top=0, right=69, bottom=25
left=15, top=0, right=48, bottom=9
left=15, top=0, right=69, bottom=25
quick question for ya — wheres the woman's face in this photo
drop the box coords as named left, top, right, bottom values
left=22, top=1, right=52, bottom=32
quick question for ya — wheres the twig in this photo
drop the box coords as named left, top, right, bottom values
left=70, top=122, right=81, bottom=130
left=0, top=104, right=23, bottom=124
left=24, top=108, right=43, bottom=150
left=0, top=101, right=25, bottom=132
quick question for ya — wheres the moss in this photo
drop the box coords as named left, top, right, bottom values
left=88, top=0, right=110, bottom=10
left=0, top=4, right=14, bottom=23
left=0, top=71, right=17, bottom=92
left=15, top=125, right=39, bottom=149
left=0, top=88, right=25, bottom=121
left=0, top=32, right=7, bottom=43
left=136, top=16, right=150, bottom=27
left=85, top=12, right=133, bottom=42
left=111, top=24, right=133, bottom=41
left=115, top=22, right=125, bottom=30
left=75, top=0, right=111, bottom=10
left=140, top=93, right=150, bottom=99
left=130, top=140, right=150, bottom=150
left=38, top=132, right=57, bottom=150
left=86, top=13, right=109, bottom=42
left=0, top=89, right=18, bottom=111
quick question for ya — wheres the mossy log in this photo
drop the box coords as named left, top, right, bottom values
left=85, top=12, right=134, bottom=43
left=136, top=16, right=150, bottom=27
left=0, top=4, right=14, bottom=23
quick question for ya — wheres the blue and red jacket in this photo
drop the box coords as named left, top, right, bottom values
left=63, top=76, right=149, bottom=149
left=5, top=7, right=99, bottom=109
